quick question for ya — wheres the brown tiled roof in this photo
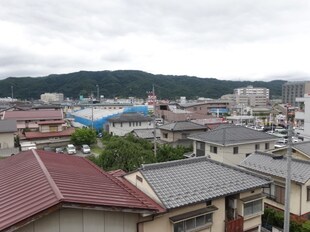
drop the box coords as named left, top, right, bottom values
left=3, top=110, right=63, bottom=120
left=0, top=150, right=164, bottom=231
left=24, top=127, right=75, bottom=139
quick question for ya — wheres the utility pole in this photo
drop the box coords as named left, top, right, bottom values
left=284, top=122, right=293, bottom=232
left=11, top=85, right=13, bottom=101
left=91, top=97, right=94, bottom=129
left=153, top=84, right=157, bottom=157
left=96, top=84, right=99, bottom=102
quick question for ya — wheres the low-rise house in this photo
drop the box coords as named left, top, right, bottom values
left=131, top=128, right=160, bottom=141
left=158, top=121, right=208, bottom=147
left=2, top=109, right=64, bottom=132
left=272, top=141, right=310, bottom=160
left=240, top=152, right=310, bottom=220
left=125, top=157, right=272, bottom=232
left=188, top=124, right=278, bottom=165
left=0, top=150, right=164, bottom=232
left=108, top=113, right=153, bottom=136
left=0, top=119, right=19, bottom=156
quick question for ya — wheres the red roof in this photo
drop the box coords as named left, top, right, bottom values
left=3, top=110, right=63, bottom=120
left=37, top=120, right=65, bottom=125
left=25, top=127, right=75, bottom=139
left=0, top=150, right=164, bottom=231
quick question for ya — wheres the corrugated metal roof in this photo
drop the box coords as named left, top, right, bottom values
left=24, top=127, right=75, bottom=139
left=0, top=150, right=164, bottom=231
left=3, top=110, right=63, bottom=120
left=240, top=152, right=310, bottom=184
left=139, top=157, right=271, bottom=209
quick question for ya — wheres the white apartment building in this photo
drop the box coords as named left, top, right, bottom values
left=296, top=94, right=310, bottom=140
left=234, top=86, right=270, bottom=107
left=40, top=93, right=64, bottom=103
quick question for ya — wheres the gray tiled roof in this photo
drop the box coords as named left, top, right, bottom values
left=132, top=129, right=160, bottom=139
left=158, top=121, right=207, bottom=131
left=240, top=152, right=310, bottom=184
left=108, top=113, right=152, bottom=123
left=140, top=157, right=271, bottom=209
left=0, top=120, right=17, bottom=133
left=188, top=124, right=278, bottom=145
left=293, top=141, right=310, bottom=158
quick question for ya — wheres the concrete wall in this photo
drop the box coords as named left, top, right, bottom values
left=142, top=199, right=225, bottom=232
left=16, top=208, right=138, bottom=232
left=193, top=140, right=276, bottom=165
left=0, top=132, right=15, bottom=149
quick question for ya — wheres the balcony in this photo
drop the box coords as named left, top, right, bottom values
left=225, top=215, right=244, bottom=232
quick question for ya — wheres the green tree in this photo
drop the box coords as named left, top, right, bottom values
left=156, top=144, right=190, bottom=163
left=95, top=134, right=155, bottom=172
left=71, top=128, right=97, bottom=146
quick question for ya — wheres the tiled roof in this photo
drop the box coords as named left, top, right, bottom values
left=239, top=152, right=310, bottom=184
left=132, top=128, right=160, bottom=139
left=188, top=124, right=278, bottom=145
left=0, top=120, right=17, bottom=133
left=139, top=157, right=271, bottom=209
left=108, top=113, right=152, bottom=123
left=159, top=121, right=207, bottom=131
left=3, top=110, right=63, bottom=120
left=293, top=141, right=310, bottom=158
left=24, top=127, right=75, bottom=139
left=0, top=150, right=163, bottom=231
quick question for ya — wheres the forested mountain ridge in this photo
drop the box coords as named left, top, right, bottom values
left=0, top=70, right=286, bottom=100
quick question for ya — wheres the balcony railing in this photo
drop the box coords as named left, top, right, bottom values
left=225, top=215, right=244, bottom=232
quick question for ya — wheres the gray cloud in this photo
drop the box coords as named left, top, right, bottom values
left=0, top=0, right=310, bottom=80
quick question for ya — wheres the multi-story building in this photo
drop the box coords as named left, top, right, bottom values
left=40, top=92, right=64, bottom=103
left=234, top=86, right=269, bottom=107
left=295, top=93, right=310, bottom=140
left=282, top=81, right=310, bottom=107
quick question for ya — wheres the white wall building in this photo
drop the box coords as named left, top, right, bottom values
left=296, top=94, right=310, bottom=140
left=40, top=93, right=64, bottom=103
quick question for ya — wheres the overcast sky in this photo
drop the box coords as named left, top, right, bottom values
left=1, top=0, right=310, bottom=81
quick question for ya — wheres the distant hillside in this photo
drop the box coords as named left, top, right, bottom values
left=0, top=70, right=286, bottom=100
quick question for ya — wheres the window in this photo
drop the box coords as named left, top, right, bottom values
left=255, top=144, right=260, bottom=150
left=265, top=143, right=270, bottom=150
left=196, top=142, right=205, bottom=157
left=307, top=187, right=310, bottom=201
left=163, top=133, right=168, bottom=139
left=244, top=199, right=262, bottom=216
left=233, top=147, right=239, bottom=154
left=173, top=214, right=213, bottom=232
left=210, top=146, right=217, bottom=154
left=275, top=185, right=285, bottom=204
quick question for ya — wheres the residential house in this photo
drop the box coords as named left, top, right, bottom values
left=2, top=109, right=64, bottom=132
left=240, top=152, right=310, bottom=220
left=131, top=128, right=160, bottom=141
left=125, top=157, right=272, bottom=232
left=158, top=121, right=207, bottom=147
left=272, top=141, right=310, bottom=161
left=108, top=113, right=153, bottom=136
left=0, top=119, right=19, bottom=156
left=0, top=149, right=164, bottom=232
left=188, top=124, right=278, bottom=165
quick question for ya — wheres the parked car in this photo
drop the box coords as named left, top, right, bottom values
left=55, top=147, right=64, bottom=154
left=66, top=144, right=76, bottom=154
left=82, top=144, right=91, bottom=154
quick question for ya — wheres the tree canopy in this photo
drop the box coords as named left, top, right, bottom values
left=71, top=128, right=97, bottom=146
left=90, top=134, right=191, bottom=172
